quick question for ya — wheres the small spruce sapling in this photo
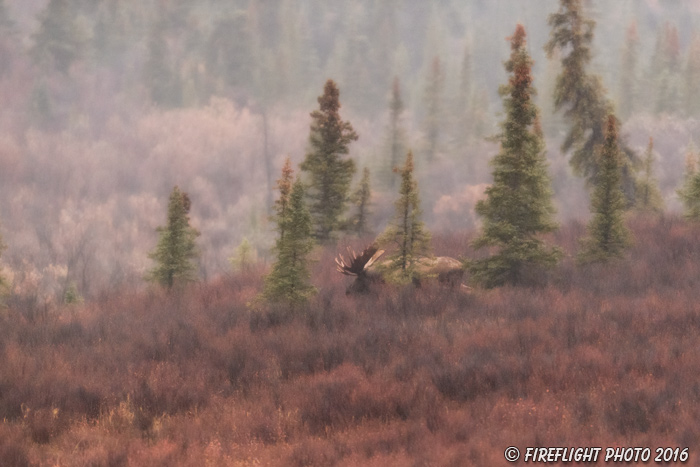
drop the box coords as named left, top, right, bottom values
left=377, top=150, right=431, bottom=284
left=578, top=115, right=631, bottom=263
left=147, top=185, right=200, bottom=289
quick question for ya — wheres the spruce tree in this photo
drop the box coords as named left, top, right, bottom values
left=578, top=116, right=631, bottom=263
left=618, top=22, right=639, bottom=121
left=301, top=79, right=358, bottom=241
left=384, top=77, right=406, bottom=190
left=30, top=0, right=86, bottom=74
left=147, top=186, right=200, bottom=289
left=423, top=56, right=444, bottom=162
left=273, top=157, right=294, bottom=243
left=634, top=137, right=664, bottom=213
left=678, top=143, right=700, bottom=221
left=348, top=167, right=372, bottom=236
left=145, top=18, right=182, bottom=107
left=545, top=0, right=637, bottom=201
left=377, top=151, right=431, bottom=284
left=652, top=23, right=682, bottom=115
left=470, top=24, right=560, bottom=288
left=684, top=35, right=700, bottom=117
left=263, top=170, right=315, bottom=306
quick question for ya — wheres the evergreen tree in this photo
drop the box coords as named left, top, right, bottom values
left=634, top=137, right=664, bottom=213
left=652, top=23, right=682, bottom=114
left=207, top=11, right=255, bottom=93
left=348, top=167, right=372, bottom=235
left=145, top=18, right=182, bottom=107
left=378, top=150, right=431, bottom=284
left=30, top=0, right=87, bottom=74
left=452, top=40, right=475, bottom=155
left=229, top=237, right=258, bottom=273
left=383, top=77, right=407, bottom=190
left=301, top=79, right=358, bottom=241
left=273, top=157, right=294, bottom=244
left=618, top=22, right=639, bottom=121
left=64, top=281, right=83, bottom=305
left=578, top=115, right=631, bottom=263
left=263, top=174, right=315, bottom=305
left=678, top=142, right=700, bottom=221
left=423, top=56, right=444, bottom=162
left=470, top=25, right=560, bottom=288
left=684, top=35, right=700, bottom=117
left=545, top=0, right=637, bottom=201
left=147, top=186, right=200, bottom=289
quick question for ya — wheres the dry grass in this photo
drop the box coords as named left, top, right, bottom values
left=1, top=215, right=699, bottom=465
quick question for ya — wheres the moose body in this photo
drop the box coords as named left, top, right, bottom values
left=336, top=246, right=464, bottom=294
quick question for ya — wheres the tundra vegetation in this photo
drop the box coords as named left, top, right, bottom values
left=2, top=0, right=700, bottom=464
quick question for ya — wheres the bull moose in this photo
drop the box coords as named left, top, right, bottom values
left=335, top=245, right=464, bottom=294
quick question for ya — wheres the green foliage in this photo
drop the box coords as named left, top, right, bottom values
left=30, top=0, right=87, bottom=74
left=470, top=25, right=561, bottom=288
left=273, top=157, right=294, bottom=244
left=229, top=237, right=258, bottom=273
left=383, top=77, right=407, bottom=190
left=263, top=172, right=316, bottom=306
left=64, top=281, right=83, bottom=305
left=300, top=79, right=358, bottom=242
left=378, top=151, right=431, bottom=284
left=634, top=137, right=664, bottom=213
left=147, top=186, right=200, bottom=289
left=578, top=116, right=631, bottom=264
left=206, top=11, right=255, bottom=92
left=348, top=167, right=372, bottom=236
left=145, top=18, right=182, bottom=107
left=617, top=22, right=639, bottom=121
left=545, top=0, right=637, bottom=201
left=649, top=22, right=682, bottom=115
left=684, top=36, right=700, bottom=117
left=678, top=143, right=700, bottom=221
left=423, top=56, right=444, bottom=162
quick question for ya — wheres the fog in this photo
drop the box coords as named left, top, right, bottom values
left=0, top=0, right=698, bottom=301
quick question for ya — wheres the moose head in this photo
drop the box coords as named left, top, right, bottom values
left=336, top=244, right=465, bottom=294
left=335, top=245, right=385, bottom=294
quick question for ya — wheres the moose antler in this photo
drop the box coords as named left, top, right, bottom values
left=335, top=245, right=384, bottom=276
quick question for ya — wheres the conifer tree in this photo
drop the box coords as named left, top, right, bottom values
left=301, top=79, right=358, bottom=241
left=145, top=18, right=182, bottom=107
left=578, top=116, right=631, bottom=263
left=652, top=23, right=682, bottom=114
left=618, top=22, right=639, bottom=121
left=229, top=237, right=258, bottom=273
left=678, top=143, right=700, bottom=221
left=378, top=151, right=431, bottom=284
left=383, top=77, right=407, bottom=190
left=545, top=0, right=637, bottom=201
left=684, top=35, right=700, bottom=117
left=423, top=56, right=444, bottom=162
left=452, top=41, right=475, bottom=154
left=470, top=25, right=560, bottom=288
left=273, top=157, right=294, bottom=243
left=348, top=167, right=372, bottom=235
left=147, top=186, right=200, bottom=289
left=634, top=137, right=664, bottom=213
left=263, top=169, right=315, bottom=306
left=30, top=0, right=86, bottom=74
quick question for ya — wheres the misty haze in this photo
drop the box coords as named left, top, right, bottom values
left=1, top=0, right=700, bottom=465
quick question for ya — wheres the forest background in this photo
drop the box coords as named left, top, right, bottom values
left=0, top=0, right=698, bottom=301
